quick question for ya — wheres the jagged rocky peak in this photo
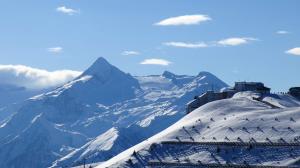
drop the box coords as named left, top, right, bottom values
left=162, top=70, right=177, bottom=79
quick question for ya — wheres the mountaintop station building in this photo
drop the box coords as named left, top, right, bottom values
left=186, top=82, right=271, bottom=114
left=233, top=82, right=270, bottom=94
left=289, top=87, right=300, bottom=99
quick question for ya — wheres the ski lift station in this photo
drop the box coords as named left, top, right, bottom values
left=186, top=82, right=299, bottom=114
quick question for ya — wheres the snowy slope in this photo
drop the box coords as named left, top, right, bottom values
left=98, top=91, right=300, bottom=168
left=0, top=84, right=52, bottom=121
left=0, top=57, right=228, bottom=168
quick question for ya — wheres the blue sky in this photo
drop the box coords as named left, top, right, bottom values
left=0, top=0, right=299, bottom=91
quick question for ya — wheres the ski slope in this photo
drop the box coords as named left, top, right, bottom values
left=98, top=91, right=300, bottom=168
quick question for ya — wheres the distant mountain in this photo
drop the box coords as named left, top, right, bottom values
left=0, top=84, right=48, bottom=107
left=0, top=57, right=228, bottom=168
left=0, top=84, right=52, bottom=121
left=98, top=92, right=300, bottom=168
left=69, top=57, right=141, bottom=105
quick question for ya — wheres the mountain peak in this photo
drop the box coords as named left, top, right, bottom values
left=64, top=57, right=141, bottom=105
left=94, top=57, right=110, bottom=65
left=197, top=71, right=214, bottom=77
left=162, top=71, right=176, bottom=78
left=81, top=57, right=114, bottom=77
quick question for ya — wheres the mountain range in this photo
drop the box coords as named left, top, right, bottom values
left=0, top=57, right=228, bottom=168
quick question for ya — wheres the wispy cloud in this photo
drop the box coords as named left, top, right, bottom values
left=164, top=42, right=208, bottom=48
left=217, top=37, right=257, bottom=46
left=140, top=59, right=171, bottom=66
left=164, top=37, right=257, bottom=49
left=276, top=30, right=290, bottom=34
left=56, top=6, right=79, bottom=15
left=0, top=65, right=81, bottom=89
left=286, top=47, right=300, bottom=56
left=122, top=51, right=140, bottom=56
left=155, top=14, right=211, bottom=26
left=48, top=47, right=63, bottom=54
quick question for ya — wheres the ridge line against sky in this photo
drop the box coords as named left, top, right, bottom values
left=0, top=0, right=299, bottom=91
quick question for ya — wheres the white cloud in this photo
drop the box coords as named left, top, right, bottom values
left=140, top=59, right=171, bottom=66
left=286, top=47, right=300, bottom=56
left=56, top=6, right=79, bottom=15
left=164, top=42, right=208, bottom=48
left=48, top=47, right=63, bottom=54
left=164, top=37, right=257, bottom=49
left=122, top=51, right=140, bottom=56
left=0, top=65, right=82, bottom=89
left=155, top=14, right=211, bottom=26
left=276, top=30, right=290, bottom=34
left=217, top=37, right=257, bottom=46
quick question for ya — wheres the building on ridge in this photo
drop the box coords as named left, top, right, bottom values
left=186, top=82, right=271, bottom=114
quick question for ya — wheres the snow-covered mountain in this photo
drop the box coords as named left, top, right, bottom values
left=0, top=57, right=228, bottom=168
left=0, top=84, right=54, bottom=127
left=0, top=84, right=50, bottom=109
left=98, top=92, right=300, bottom=168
